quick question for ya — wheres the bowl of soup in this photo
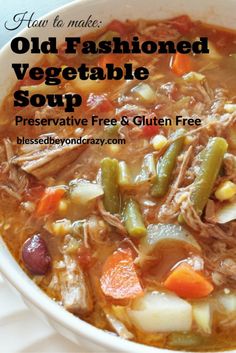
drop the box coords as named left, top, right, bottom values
left=0, top=0, right=236, bottom=351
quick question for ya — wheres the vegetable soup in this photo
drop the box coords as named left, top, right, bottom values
left=1, top=15, right=236, bottom=351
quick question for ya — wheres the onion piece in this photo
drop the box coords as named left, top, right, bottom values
left=139, top=223, right=201, bottom=260
left=131, top=83, right=156, bottom=104
left=216, top=291, right=236, bottom=313
left=135, top=153, right=156, bottom=184
left=72, top=76, right=108, bottom=93
left=104, top=309, right=134, bottom=340
left=192, top=301, right=212, bottom=334
left=183, top=71, right=205, bottom=83
left=215, top=201, right=236, bottom=224
left=70, top=179, right=104, bottom=205
left=224, top=103, right=236, bottom=113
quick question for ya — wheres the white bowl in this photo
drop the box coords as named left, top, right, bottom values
left=0, top=0, right=236, bottom=352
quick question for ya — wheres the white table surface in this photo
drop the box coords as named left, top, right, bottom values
left=0, top=1, right=96, bottom=352
left=0, top=274, right=80, bottom=353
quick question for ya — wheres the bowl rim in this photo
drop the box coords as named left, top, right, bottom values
left=0, top=1, right=235, bottom=352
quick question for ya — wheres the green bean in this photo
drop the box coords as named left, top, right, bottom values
left=123, top=198, right=147, bottom=238
left=190, top=137, right=228, bottom=215
left=135, top=153, right=156, bottom=183
left=118, top=161, right=132, bottom=187
left=101, top=158, right=120, bottom=214
left=151, top=129, right=186, bottom=197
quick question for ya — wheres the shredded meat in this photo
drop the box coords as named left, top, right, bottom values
left=158, top=146, right=193, bottom=222
left=86, top=215, right=109, bottom=245
left=215, top=113, right=236, bottom=136
left=138, top=21, right=181, bottom=41
left=185, top=112, right=236, bottom=140
left=211, top=88, right=229, bottom=114
left=13, top=138, right=89, bottom=180
left=219, top=312, right=236, bottom=328
left=205, top=199, right=217, bottom=223
left=223, top=153, right=236, bottom=182
left=180, top=195, right=235, bottom=243
left=3, top=138, right=18, bottom=181
left=104, top=309, right=134, bottom=340
left=0, top=185, right=21, bottom=200
left=97, top=199, right=127, bottom=236
left=195, top=82, right=212, bottom=104
left=83, top=222, right=90, bottom=248
left=0, top=139, right=28, bottom=200
left=180, top=195, right=236, bottom=286
left=57, top=254, right=93, bottom=315
left=169, top=145, right=193, bottom=199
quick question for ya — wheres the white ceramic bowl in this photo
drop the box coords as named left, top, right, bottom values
left=0, top=0, right=236, bottom=352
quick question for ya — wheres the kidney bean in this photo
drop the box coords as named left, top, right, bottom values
left=22, top=234, right=51, bottom=275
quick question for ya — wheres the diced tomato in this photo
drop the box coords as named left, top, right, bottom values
left=142, top=124, right=160, bottom=137
left=77, top=246, right=93, bottom=270
left=141, top=113, right=161, bottom=137
left=169, top=15, right=193, bottom=35
left=25, top=185, right=45, bottom=202
left=36, top=187, right=66, bottom=217
left=100, top=247, right=143, bottom=301
left=107, top=20, right=128, bottom=35
left=87, top=93, right=114, bottom=112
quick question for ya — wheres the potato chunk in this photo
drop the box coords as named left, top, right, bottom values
left=128, top=291, right=192, bottom=332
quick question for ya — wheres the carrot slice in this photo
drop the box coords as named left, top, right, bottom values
left=164, top=263, right=214, bottom=299
left=36, top=187, right=65, bottom=217
left=171, top=53, right=192, bottom=76
left=100, top=248, right=143, bottom=300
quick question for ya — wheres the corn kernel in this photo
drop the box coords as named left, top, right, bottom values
left=109, top=144, right=120, bottom=154
left=215, top=181, right=236, bottom=201
left=152, top=134, right=167, bottom=150
left=132, top=83, right=156, bottom=104
left=224, top=103, right=236, bottom=113
left=58, top=199, right=69, bottom=214
left=51, top=219, right=72, bottom=237
left=184, top=135, right=194, bottom=146
left=176, top=192, right=188, bottom=204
